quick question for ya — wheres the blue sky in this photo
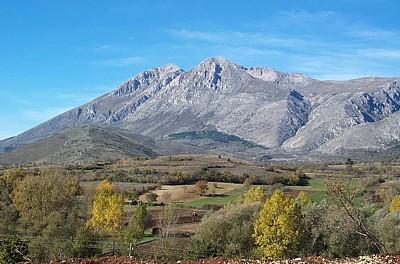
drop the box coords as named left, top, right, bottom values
left=1, top=0, right=400, bottom=139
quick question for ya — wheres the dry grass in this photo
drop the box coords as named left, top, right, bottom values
left=79, top=181, right=155, bottom=195
left=143, top=182, right=243, bottom=203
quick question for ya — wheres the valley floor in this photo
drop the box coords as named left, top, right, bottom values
left=41, top=255, right=400, bottom=264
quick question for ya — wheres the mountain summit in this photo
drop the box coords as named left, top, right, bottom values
left=1, top=57, right=399, bottom=161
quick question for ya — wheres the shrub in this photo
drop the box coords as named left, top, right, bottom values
left=189, top=203, right=261, bottom=258
left=0, top=237, right=28, bottom=264
left=302, top=201, right=376, bottom=258
left=371, top=209, right=400, bottom=253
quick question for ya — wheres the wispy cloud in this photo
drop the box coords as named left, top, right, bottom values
left=93, top=44, right=113, bottom=52
left=278, top=10, right=337, bottom=23
left=348, top=28, right=399, bottom=39
left=57, top=93, right=99, bottom=103
left=21, top=106, right=74, bottom=123
left=356, top=48, right=400, bottom=59
left=167, top=19, right=400, bottom=80
left=95, top=56, right=144, bottom=67
left=169, top=29, right=312, bottom=48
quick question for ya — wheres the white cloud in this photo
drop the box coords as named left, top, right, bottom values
left=96, top=56, right=144, bottom=67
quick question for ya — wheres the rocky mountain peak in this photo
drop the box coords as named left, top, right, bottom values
left=112, top=64, right=183, bottom=97
left=247, top=67, right=310, bottom=84
left=246, top=67, right=281, bottom=82
left=196, top=56, right=245, bottom=72
left=156, top=64, right=183, bottom=74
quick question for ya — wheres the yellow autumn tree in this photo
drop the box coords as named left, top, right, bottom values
left=296, top=191, right=311, bottom=207
left=244, top=186, right=266, bottom=204
left=253, top=189, right=302, bottom=260
left=88, top=180, right=125, bottom=234
left=389, top=195, right=400, bottom=212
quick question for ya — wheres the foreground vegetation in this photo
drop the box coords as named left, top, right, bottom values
left=1, top=155, right=400, bottom=263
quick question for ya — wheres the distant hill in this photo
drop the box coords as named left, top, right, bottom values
left=0, top=125, right=157, bottom=164
left=0, top=125, right=270, bottom=164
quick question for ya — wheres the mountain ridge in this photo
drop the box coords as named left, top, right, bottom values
left=1, top=57, right=399, bottom=162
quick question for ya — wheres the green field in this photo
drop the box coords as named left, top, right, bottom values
left=180, top=187, right=249, bottom=208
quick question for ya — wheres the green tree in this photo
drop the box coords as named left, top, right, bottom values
left=243, top=187, right=266, bottom=204
left=253, top=190, right=303, bottom=260
left=12, top=168, right=79, bottom=231
left=123, top=202, right=148, bottom=252
left=11, top=169, right=81, bottom=262
left=0, top=169, right=30, bottom=235
left=71, top=227, right=102, bottom=258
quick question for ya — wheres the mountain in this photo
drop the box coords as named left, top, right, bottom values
left=1, top=56, right=399, bottom=163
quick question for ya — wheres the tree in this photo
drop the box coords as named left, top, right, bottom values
left=296, top=191, right=311, bottom=207
left=195, top=180, right=208, bottom=196
left=0, top=169, right=29, bottom=236
left=88, top=180, right=125, bottom=234
left=389, top=195, right=400, bottom=212
left=71, top=227, right=101, bottom=258
left=123, top=202, right=148, bottom=252
left=244, top=187, right=266, bottom=204
left=10, top=168, right=80, bottom=262
left=88, top=180, right=125, bottom=254
left=345, top=158, right=354, bottom=167
left=12, top=168, right=79, bottom=231
left=144, top=192, right=158, bottom=204
left=158, top=204, right=178, bottom=257
left=253, top=190, right=303, bottom=260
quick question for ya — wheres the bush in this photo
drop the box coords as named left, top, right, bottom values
left=370, top=209, right=400, bottom=253
left=301, top=201, right=375, bottom=258
left=189, top=203, right=261, bottom=258
left=0, top=237, right=28, bottom=264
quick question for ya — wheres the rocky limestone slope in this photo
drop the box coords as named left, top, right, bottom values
left=1, top=57, right=399, bottom=160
